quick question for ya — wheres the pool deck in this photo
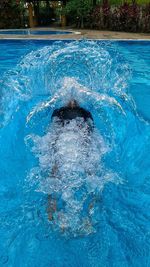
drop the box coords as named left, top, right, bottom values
left=0, top=27, right=150, bottom=40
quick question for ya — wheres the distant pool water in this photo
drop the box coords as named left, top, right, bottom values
left=0, top=40, right=150, bottom=267
left=0, top=30, right=72, bottom=35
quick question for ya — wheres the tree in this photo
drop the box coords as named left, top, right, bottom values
left=0, top=0, right=25, bottom=29
left=62, top=0, right=93, bottom=28
left=93, top=0, right=97, bottom=6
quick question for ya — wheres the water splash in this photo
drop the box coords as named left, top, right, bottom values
left=0, top=40, right=138, bottom=236
left=1, top=40, right=150, bottom=266
left=0, top=41, right=131, bottom=128
left=25, top=116, right=122, bottom=236
left=20, top=41, right=132, bottom=236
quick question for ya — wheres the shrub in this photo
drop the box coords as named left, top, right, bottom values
left=111, top=2, right=140, bottom=32
left=89, top=1, right=150, bottom=33
left=0, top=0, right=24, bottom=29
left=57, top=0, right=93, bottom=28
left=90, top=5, right=102, bottom=29
left=142, top=3, right=150, bottom=32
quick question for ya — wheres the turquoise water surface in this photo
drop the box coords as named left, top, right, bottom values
left=0, top=40, right=150, bottom=267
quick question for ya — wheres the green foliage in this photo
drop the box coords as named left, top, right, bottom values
left=64, top=0, right=93, bottom=17
left=0, top=0, right=25, bottom=29
left=56, top=0, right=93, bottom=27
left=94, top=0, right=150, bottom=4
left=109, top=0, right=149, bottom=5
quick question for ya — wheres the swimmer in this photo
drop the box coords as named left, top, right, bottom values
left=51, top=99, right=93, bottom=131
left=47, top=100, right=94, bottom=222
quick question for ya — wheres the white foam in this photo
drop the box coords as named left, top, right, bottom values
left=26, top=115, right=121, bottom=235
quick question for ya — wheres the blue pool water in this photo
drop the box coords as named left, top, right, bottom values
left=0, top=30, right=72, bottom=35
left=0, top=40, right=150, bottom=267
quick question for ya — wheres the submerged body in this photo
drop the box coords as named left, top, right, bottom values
left=47, top=100, right=94, bottom=223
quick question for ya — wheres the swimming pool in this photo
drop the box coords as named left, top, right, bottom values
left=0, top=40, right=150, bottom=267
left=0, top=30, right=72, bottom=35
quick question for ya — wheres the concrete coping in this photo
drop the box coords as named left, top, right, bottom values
left=0, top=28, right=149, bottom=40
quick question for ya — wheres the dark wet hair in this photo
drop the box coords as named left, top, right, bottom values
left=51, top=100, right=93, bottom=132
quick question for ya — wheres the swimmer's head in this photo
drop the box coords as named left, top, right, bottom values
left=67, top=100, right=78, bottom=109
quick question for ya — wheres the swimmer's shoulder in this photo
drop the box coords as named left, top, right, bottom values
left=52, top=106, right=93, bottom=121
left=52, top=107, right=66, bottom=118
left=79, top=107, right=93, bottom=121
